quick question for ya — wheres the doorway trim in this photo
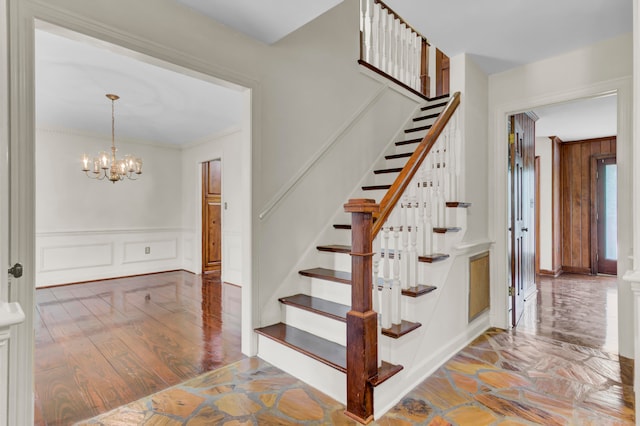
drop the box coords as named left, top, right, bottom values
left=6, top=4, right=259, bottom=423
left=489, top=78, right=631, bottom=335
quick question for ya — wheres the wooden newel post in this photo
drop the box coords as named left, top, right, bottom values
left=344, top=198, right=379, bottom=424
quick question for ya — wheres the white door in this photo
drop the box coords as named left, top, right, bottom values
left=1, top=2, right=34, bottom=424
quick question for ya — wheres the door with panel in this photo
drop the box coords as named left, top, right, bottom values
left=202, top=159, right=222, bottom=274
left=508, top=113, right=535, bottom=327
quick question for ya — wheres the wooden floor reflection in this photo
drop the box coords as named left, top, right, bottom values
left=520, top=273, right=619, bottom=354
left=34, top=271, right=243, bottom=426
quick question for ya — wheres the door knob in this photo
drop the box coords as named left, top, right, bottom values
left=521, top=228, right=528, bottom=232
left=8, top=263, right=23, bottom=278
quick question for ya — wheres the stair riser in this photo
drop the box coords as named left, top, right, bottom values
left=394, top=143, right=420, bottom=156
left=318, top=251, right=351, bottom=272
left=310, top=278, right=351, bottom=306
left=384, top=156, right=411, bottom=169
left=358, top=188, right=387, bottom=203
left=446, top=207, right=467, bottom=229
left=421, top=105, right=446, bottom=115
left=374, top=172, right=400, bottom=186
left=283, top=305, right=346, bottom=346
left=257, top=335, right=346, bottom=403
left=412, top=116, right=438, bottom=127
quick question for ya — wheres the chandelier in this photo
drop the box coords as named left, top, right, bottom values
left=81, top=94, right=142, bottom=182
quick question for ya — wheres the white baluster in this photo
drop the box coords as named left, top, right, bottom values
left=414, top=34, right=421, bottom=90
left=417, top=167, right=427, bottom=256
left=381, top=223, right=392, bottom=329
left=404, top=25, right=411, bottom=85
left=392, top=212, right=401, bottom=325
left=424, top=165, right=434, bottom=255
left=401, top=194, right=409, bottom=290
left=409, top=186, right=418, bottom=288
left=387, top=13, right=394, bottom=75
left=379, top=8, right=387, bottom=74
left=364, top=0, right=374, bottom=63
left=372, top=233, right=382, bottom=368
left=372, top=3, right=380, bottom=68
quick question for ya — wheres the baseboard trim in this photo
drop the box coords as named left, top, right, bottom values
left=539, top=268, right=562, bottom=277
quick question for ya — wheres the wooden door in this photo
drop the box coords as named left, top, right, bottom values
left=202, top=160, right=222, bottom=273
left=435, top=48, right=450, bottom=97
left=595, top=156, right=617, bottom=275
left=509, top=113, right=535, bottom=327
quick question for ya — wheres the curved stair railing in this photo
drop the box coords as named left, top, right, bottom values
left=345, top=92, right=461, bottom=423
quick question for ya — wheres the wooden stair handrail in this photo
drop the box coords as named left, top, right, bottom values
left=372, top=91, right=461, bottom=238
left=374, top=0, right=429, bottom=45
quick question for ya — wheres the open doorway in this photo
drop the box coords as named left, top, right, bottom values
left=33, top=22, right=251, bottom=424
left=517, top=94, right=620, bottom=353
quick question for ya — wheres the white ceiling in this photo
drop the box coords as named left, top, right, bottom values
left=176, top=0, right=343, bottom=45
left=36, top=1, right=629, bottom=146
left=36, top=30, right=244, bottom=146
left=533, top=94, right=617, bottom=142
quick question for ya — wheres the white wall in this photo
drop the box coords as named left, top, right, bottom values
left=449, top=54, right=489, bottom=244
left=488, top=33, right=633, bottom=357
left=181, top=129, right=244, bottom=285
left=35, top=128, right=184, bottom=286
left=535, top=137, right=552, bottom=271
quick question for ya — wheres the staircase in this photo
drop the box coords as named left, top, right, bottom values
left=256, top=93, right=472, bottom=422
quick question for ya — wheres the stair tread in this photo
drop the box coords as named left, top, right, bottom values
left=421, top=101, right=448, bottom=111
left=362, top=184, right=391, bottom=191
left=333, top=224, right=352, bottom=230
left=418, top=253, right=450, bottom=263
left=374, top=167, right=403, bottom=174
left=395, top=137, right=423, bottom=146
left=299, top=267, right=351, bottom=285
left=279, top=294, right=349, bottom=322
left=405, top=124, right=432, bottom=133
left=382, top=320, right=422, bottom=338
left=255, top=323, right=346, bottom=372
left=446, top=201, right=471, bottom=208
left=433, top=227, right=462, bottom=234
left=368, top=361, right=403, bottom=387
left=402, top=284, right=437, bottom=297
left=317, top=244, right=351, bottom=254
left=385, top=152, right=413, bottom=160
left=413, top=112, right=439, bottom=122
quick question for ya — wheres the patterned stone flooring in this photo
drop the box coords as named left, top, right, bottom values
left=77, top=274, right=634, bottom=425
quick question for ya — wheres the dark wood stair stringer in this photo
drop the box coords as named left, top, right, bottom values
left=255, top=323, right=402, bottom=386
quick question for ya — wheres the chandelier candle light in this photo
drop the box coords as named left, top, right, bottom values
left=81, top=94, right=143, bottom=182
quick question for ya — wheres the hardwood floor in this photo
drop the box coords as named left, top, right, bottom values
left=34, top=271, right=243, bottom=426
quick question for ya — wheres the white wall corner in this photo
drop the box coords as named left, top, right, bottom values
left=629, top=279, right=640, bottom=387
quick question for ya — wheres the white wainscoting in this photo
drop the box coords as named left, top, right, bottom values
left=35, top=228, right=187, bottom=288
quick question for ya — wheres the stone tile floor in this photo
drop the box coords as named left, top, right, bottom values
left=78, top=274, right=634, bottom=425
left=77, top=328, right=633, bottom=425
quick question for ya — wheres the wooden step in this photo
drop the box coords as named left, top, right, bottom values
left=418, top=253, right=450, bottom=263
left=279, top=294, right=349, bottom=322
left=413, top=112, right=439, bottom=122
left=446, top=201, right=471, bottom=208
left=333, top=224, right=352, bottom=230
left=255, top=323, right=346, bottom=372
left=299, top=267, right=351, bottom=285
left=374, top=167, right=403, bottom=174
left=421, top=101, right=448, bottom=111
left=427, top=93, right=450, bottom=101
left=368, top=361, right=404, bottom=386
left=385, top=152, right=412, bottom=160
left=433, top=227, right=462, bottom=234
left=317, top=244, right=351, bottom=254
left=301, top=267, right=436, bottom=298
left=255, top=323, right=403, bottom=385
left=405, top=124, right=432, bottom=134
left=395, top=137, right=422, bottom=146
left=401, top=284, right=437, bottom=298
left=382, top=320, right=421, bottom=338
left=362, top=184, right=390, bottom=191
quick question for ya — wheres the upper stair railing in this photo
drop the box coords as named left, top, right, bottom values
left=344, top=92, right=461, bottom=423
left=359, top=0, right=430, bottom=98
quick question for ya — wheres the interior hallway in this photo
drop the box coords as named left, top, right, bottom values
left=72, top=273, right=633, bottom=425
